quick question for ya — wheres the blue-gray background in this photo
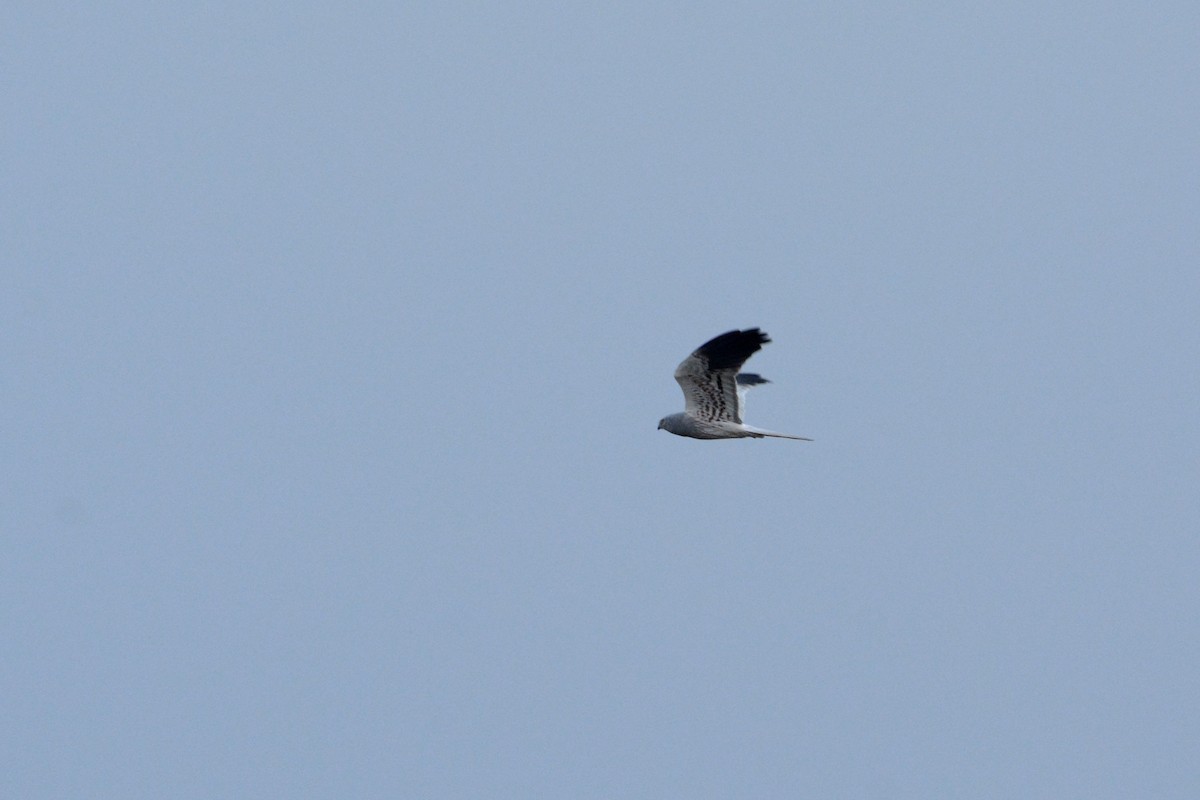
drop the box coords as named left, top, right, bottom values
left=5, top=3, right=1198, bottom=797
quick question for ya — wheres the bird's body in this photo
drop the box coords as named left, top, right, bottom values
left=657, top=329, right=810, bottom=441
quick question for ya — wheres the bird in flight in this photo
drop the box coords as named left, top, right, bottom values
left=657, top=328, right=811, bottom=441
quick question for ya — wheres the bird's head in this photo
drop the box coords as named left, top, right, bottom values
left=657, top=417, right=667, bottom=430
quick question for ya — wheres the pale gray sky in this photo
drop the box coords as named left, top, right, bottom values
left=4, top=3, right=1199, bottom=797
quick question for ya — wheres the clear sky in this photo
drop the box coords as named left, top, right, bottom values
left=4, top=3, right=1199, bottom=798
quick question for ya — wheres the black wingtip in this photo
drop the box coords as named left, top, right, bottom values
left=695, top=328, right=770, bottom=371
left=736, top=373, right=770, bottom=386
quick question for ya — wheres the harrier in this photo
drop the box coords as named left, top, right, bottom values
left=657, top=328, right=811, bottom=441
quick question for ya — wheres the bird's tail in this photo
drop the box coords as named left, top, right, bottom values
left=742, top=425, right=812, bottom=441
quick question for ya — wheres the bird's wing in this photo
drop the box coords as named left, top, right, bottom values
left=735, top=372, right=770, bottom=419
left=674, top=329, right=769, bottom=424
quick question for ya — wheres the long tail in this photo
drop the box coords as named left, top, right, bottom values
left=742, top=425, right=812, bottom=441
